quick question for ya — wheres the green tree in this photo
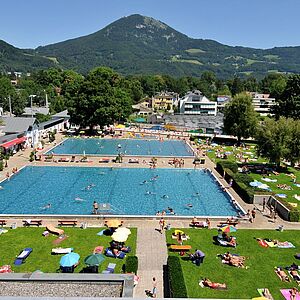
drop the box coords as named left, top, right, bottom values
left=256, top=117, right=293, bottom=167
left=223, top=93, right=258, bottom=145
left=68, top=67, right=132, bottom=129
left=285, top=119, right=300, bottom=167
left=274, top=74, right=300, bottom=120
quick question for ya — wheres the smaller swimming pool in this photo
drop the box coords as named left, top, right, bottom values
left=47, top=138, right=194, bottom=157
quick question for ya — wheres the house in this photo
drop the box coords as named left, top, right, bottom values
left=151, top=91, right=178, bottom=112
left=179, top=90, right=217, bottom=116
left=0, top=117, right=37, bottom=149
left=250, top=93, right=276, bottom=116
left=217, top=95, right=231, bottom=111
left=132, top=102, right=153, bottom=117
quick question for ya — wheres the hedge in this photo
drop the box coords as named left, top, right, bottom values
left=0, top=161, right=3, bottom=171
left=124, top=256, right=138, bottom=274
left=276, top=198, right=300, bottom=222
left=167, top=256, right=187, bottom=298
left=216, top=161, right=238, bottom=174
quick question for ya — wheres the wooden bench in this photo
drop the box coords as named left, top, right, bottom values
left=169, top=245, right=192, bottom=252
left=23, top=220, right=42, bottom=227
left=0, top=220, right=7, bottom=227
left=58, top=220, right=77, bottom=227
left=218, top=221, right=239, bottom=227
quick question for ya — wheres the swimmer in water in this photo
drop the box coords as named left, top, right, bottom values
left=192, top=192, right=200, bottom=197
left=74, top=197, right=85, bottom=202
left=162, top=195, right=169, bottom=199
left=186, top=204, right=193, bottom=208
left=145, top=191, right=156, bottom=195
left=140, top=180, right=148, bottom=185
left=41, top=203, right=51, bottom=210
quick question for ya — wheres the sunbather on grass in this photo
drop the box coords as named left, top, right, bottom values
left=275, top=267, right=290, bottom=282
left=222, top=252, right=246, bottom=268
left=202, top=278, right=227, bottom=289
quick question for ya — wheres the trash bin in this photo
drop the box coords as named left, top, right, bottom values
left=11, top=223, right=17, bottom=229
left=278, top=225, right=284, bottom=232
left=166, top=224, right=171, bottom=230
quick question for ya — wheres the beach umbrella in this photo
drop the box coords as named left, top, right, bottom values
left=220, top=225, right=237, bottom=233
left=116, top=124, right=125, bottom=129
left=111, top=231, right=129, bottom=242
left=60, top=252, right=80, bottom=267
left=105, top=219, right=122, bottom=228
left=115, top=227, right=131, bottom=236
left=84, top=254, right=105, bottom=266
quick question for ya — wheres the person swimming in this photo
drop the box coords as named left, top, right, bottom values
left=192, top=192, right=200, bottom=197
left=162, top=195, right=169, bottom=199
left=74, top=197, right=85, bottom=202
left=145, top=191, right=156, bottom=195
left=140, top=180, right=148, bottom=185
left=41, top=203, right=51, bottom=210
left=186, top=203, right=193, bottom=208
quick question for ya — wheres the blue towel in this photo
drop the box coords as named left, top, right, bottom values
left=97, top=230, right=105, bottom=236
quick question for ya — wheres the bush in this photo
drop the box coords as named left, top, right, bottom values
left=167, top=256, right=187, bottom=298
left=232, top=181, right=254, bottom=204
left=216, top=161, right=238, bottom=174
left=289, top=210, right=300, bottom=222
left=125, top=256, right=138, bottom=274
left=0, top=160, right=3, bottom=171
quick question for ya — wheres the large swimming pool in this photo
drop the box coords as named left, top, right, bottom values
left=0, top=166, right=240, bottom=216
left=47, top=138, right=194, bottom=157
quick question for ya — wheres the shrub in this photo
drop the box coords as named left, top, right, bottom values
left=167, top=256, right=187, bottom=298
left=289, top=210, right=300, bottom=222
left=0, top=160, right=3, bottom=171
left=216, top=161, right=238, bottom=174
left=233, top=173, right=253, bottom=185
left=125, top=256, right=138, bottom=274
left=232, top=181, right=254, bottom=204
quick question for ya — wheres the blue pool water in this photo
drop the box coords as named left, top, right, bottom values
left=47, top=138, right=194, bottom=157
left=0, top=166, right=239, bottom=216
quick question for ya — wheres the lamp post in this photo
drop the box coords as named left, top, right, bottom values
left=29, top=95, right=36, bottom=118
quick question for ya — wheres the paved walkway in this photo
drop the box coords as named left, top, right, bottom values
left=134, top=223, right=168, bottom=298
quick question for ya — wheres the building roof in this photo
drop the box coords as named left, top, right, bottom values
left=22, top=107, right=49, bottom=117
left=38, top=118, right=65, bottom=130
left=52, top=110, right=70, bottom=119
left=163, top=113, right=224, bottom=129
left=1, top=117, right=36, bottom=134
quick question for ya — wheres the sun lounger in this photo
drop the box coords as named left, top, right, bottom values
left=281, top=289, right=300, bottom=300
left=257, top=288, right=274, bottom=300
left=23, top=219, right=42, bottom=227
left=190, top=221, right=207, bottom=228
left=46, top=224, right=64, bottom=236
left=51, top=247, right=73, bottom=254
left=58, top=157, right=70, bottom=162
left=102, top=263, right=116, bottom=274
left=99, top=158, right=110, bottom=163
left=14, top=248, right=33, bottom=265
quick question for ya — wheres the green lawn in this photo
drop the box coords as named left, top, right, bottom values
left=0, top=227, right=136, bottom=273
left=204, top=143, right=300, bottom=208
left=167, top=228, right=299, bottom=299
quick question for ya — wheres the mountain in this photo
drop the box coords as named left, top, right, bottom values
left=0, top=40, right=56, bottom=73
left=2, top=14, right=300, bottom=78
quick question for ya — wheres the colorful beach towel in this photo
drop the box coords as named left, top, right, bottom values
left=280, top=289, right=300, bottom=300
left=277, top=241, right=295, bottom=248
left=257, top=288, right=274, bottom=300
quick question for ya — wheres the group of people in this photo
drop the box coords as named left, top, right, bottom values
left=168, top=158, right=185, bottom=168
left=221, top=252, right=246, bottom=268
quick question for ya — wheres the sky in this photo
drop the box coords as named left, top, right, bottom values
left=1, top=0, right=300, bottom=49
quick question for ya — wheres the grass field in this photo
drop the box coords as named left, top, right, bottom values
left=0, top=227, right=136, bottom=273
left=205, top=143, right=300, bottom=208
left=166, top=228, right=299, bottom=299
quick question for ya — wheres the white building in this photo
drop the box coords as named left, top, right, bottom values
left=251, top=93, right=276, bottom=116
left=179, top=90, right=217, bottom=116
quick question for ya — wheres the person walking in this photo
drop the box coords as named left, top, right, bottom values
left=152, top=277, right=157, bottom=298
left=251, top=208, right=256, bottom=223
left=159, top=217, right=165, bottom=234
left=262, top=198, right=266, bottom=212
left=93, top=201, right=99, bottom=214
